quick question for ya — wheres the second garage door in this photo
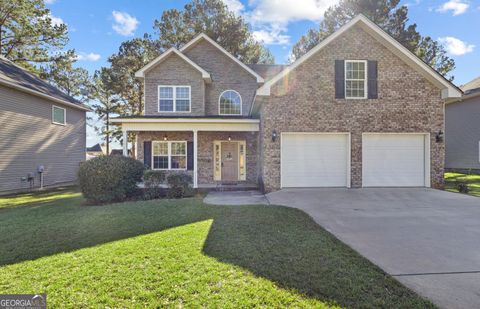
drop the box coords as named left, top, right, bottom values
left=281, top=133, right=349, bottom=187
left=362, top=134, right=428, bottom=187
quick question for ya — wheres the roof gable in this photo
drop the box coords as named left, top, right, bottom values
left=256, top=14, right=461, bottom=99
left=180, top=33, right=264, bottom=83
left=135, top=48, right=211, bottom=82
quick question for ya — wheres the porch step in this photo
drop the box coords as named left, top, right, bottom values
left=216, top=184, right=259, bottom=192
left=197, top=183, right=259, bottom=192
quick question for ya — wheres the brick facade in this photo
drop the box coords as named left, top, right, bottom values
left=136, top=131, right=259, bottom=185
left=183, top=39, right=258, bottom=116
left=136, top=25, right=448, bottom=192
left=259, top=26, right=445, bottom=192
left=144, top=53, right=205, bottom=116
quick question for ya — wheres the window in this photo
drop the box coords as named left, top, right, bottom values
left=219, top=90, right=242, bottom=115
left=158, top=86, right=191, bottom=112
left=345, top=60, right=367, bottom=99
left=52, top=105, right=66, bottom=125
left=152, top=141, right=187, bottom=170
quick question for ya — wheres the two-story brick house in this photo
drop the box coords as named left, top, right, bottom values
left=112, top=15, right=461, bottom=192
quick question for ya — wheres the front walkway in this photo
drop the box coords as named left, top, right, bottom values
left=267, top=188, right=480, bottom=309
left=204, top=190, right=269, bottom=205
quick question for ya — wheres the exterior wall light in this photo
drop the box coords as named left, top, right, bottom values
left=228, top=135, right=232, bottom=141
left=163, top=135, right=168, bottom=141
left=272, top=130, right=278, bottom=142
left=435, top=130, right=444, bottom=143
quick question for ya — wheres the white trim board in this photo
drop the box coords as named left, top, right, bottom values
left=180, top=33, right=264, bottom=83
left=255, top=14, right=461, bottom=100
left=135, top=48, right=211, bottom=82
left=111, top=118, right=259, bottom=124
left=113, top=120, right=259, bottom=132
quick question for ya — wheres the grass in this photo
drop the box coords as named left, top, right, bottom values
left=445, top=172, right=480, bottom=197
left=0, top=187, right=81, bottom=209
left=0, top=188, right=435, bottom=308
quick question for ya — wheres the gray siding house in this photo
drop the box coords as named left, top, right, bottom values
left=0, top=57, right=89, bottom=194
left=112, top=15, right=461, bottom=192
left=446, top=78, right=480, bottom=171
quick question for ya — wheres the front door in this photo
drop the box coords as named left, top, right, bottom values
left=221, top=142, right=238, bottom=182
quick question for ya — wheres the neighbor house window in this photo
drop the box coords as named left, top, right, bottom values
left=52, top=105, right=66, bottom=125
left=345, top=60, right=367, bottom=99
left=158, top=86, right=191, bottom=112
left=219, top=90, right=242, bottom=115
left=152, top=141, right=187, bottom=170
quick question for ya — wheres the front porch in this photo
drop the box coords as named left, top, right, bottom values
left=112, top=117, right=260, bottom=188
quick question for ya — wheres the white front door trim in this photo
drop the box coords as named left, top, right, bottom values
left=213, top=140, right=247, bottom=181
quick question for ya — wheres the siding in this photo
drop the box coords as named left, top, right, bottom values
left=144, top=53, right=205, bottom=116
left=184, top=40, right=258, bottom=116
left=446, top=97, right=480, bottom=169
left=0, top=85, right=86, bottom=192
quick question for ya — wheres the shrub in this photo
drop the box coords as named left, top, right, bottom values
left=143, top=170, right=166, bottom=200
left=78, top=156, right=145, bottom=204
left=166, top=173, right=193, bottom=199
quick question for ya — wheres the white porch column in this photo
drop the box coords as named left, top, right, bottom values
left=122, top=130, right=128, bottom=156
left=193, top=130, right=198, bottom=188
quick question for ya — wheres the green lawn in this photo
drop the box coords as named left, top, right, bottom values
left=445, top=172, right=480, bottom=197
left=0, top=188, right=434, bottom=308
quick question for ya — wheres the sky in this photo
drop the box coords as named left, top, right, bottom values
left=43, top=0, right=480, bottom=147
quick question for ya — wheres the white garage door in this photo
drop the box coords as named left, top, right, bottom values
left=362, top=134, right=427, bottom=187
left=281, top=133, right=349, bottom=187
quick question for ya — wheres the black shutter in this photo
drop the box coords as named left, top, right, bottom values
left=144, top=141, right=152, bottom=169
left=335, top=60, right=345, bottom=99
left=368, top=60, right=378, bottom=99
left=187, top=141, right=194, bottom=171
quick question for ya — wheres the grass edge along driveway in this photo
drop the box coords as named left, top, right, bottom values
left=445, top=172, right=480, bottom=197
left=0, top=188, right=435, bottom=308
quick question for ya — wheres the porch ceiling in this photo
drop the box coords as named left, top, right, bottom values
left=111, top=117, right=259, bottom=132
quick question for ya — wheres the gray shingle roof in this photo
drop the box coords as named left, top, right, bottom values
left=461, top=76, right=480, bottom=95
left=0, top=56, right=82, bottom=106
left=87, top=143, right=103, bottom=152
left=248, top=64, right=288, bottom=81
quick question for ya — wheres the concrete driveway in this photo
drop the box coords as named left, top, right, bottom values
left=267, top=188, right=480, bottom=309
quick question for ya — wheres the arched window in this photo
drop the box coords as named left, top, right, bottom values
left=219, top=90, right=242, bottom=115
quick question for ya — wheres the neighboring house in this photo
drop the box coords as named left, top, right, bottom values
left=445, top=77, right=480, bottom=172
left=0, top=57, right=89, bottom=193
left=112, top=15, right=461, bottom=192
left=110, top=149, right=132, bottom=156
left=86, top=143, right=106, bottom=160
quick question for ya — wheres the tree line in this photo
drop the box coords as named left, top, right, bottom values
left=0, top=0, right=456, bottom=155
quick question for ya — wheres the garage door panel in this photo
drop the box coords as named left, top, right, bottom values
left=363, top=134, right=426, bottom=187
left=282, top=134, right=349, bottom=188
